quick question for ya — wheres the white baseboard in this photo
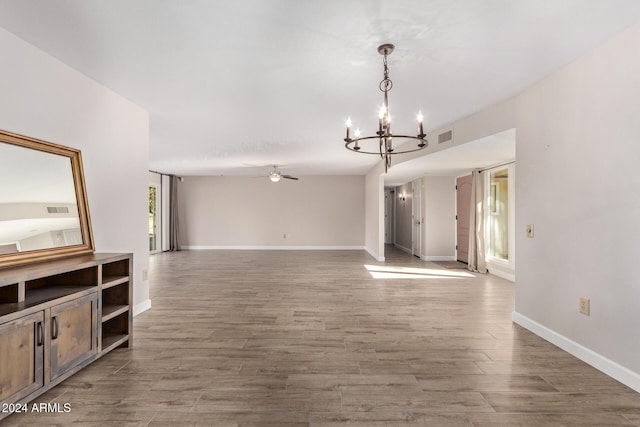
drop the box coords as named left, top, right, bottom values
left=182, top=245, right=365, bottom=250
left=488, top=268, right=515, bottom=282
left=421, top=255, right=456, bottom=261
left=365, top=246, right=385, bottom=262
left=133, top=299, right=152, bottom=317
left=512, top=311, right=640, bottom=393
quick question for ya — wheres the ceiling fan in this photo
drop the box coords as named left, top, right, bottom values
left=268, top=165, right=298, bottom=182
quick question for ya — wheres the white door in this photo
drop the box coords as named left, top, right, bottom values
left=411, top=179, right=422, bottom=258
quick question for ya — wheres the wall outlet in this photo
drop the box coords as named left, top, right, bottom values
left=579, top=297, right=590, bottom=316
left=142, top=269, right=148, bottom=281
left=526, top=224, right=534, bottom=238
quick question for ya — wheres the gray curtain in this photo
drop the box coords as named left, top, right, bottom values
left=468, top=170, right=486, bottom=273
left=169, top=175, right=181, bottom=251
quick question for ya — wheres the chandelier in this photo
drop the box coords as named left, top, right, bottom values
left=344, top=43, right=427, bottom=172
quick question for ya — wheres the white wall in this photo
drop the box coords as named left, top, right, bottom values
left=362, top=22, right=640, bottom=391
left=0, top=28, right=150, bottom=311
left=513, top=23, right=640, bottom=389
left=423, top=176, right=456, bottom=260
left=179, top=175, right=364, bottom=248
left=365, top=168, right=385, bottom=261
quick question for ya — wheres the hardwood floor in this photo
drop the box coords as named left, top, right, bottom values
left=5, top=247, right=640, bottom=426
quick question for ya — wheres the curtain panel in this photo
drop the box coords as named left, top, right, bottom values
left=468, top=170, right=486, bottom=273
left=169, top=175, right=181, bottom=251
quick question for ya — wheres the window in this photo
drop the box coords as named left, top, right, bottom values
left=488, top=168, right=508, bottom=261
left=149, top=185, right=158, bottom=252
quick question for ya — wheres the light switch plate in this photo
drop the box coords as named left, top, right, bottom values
left=526, top=224, right=534, bottom=238
left=579, top=297, right=590, bottom=316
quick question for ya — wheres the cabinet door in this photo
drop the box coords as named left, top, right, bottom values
left=50, top=293, right=98, bottom=381
left=0, top=311, right=45, bottom=405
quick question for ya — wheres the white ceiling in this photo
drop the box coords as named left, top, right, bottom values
left=0, top=1, right=639, bottom=182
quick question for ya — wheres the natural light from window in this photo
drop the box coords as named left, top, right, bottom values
left=488, top=168, right=508, bottom=261
left=364, top=264, right=474, bottom=279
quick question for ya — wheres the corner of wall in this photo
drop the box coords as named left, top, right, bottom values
left=133, top=299, right=152, bottom=317
left=513, top=311, right=640, bottom=393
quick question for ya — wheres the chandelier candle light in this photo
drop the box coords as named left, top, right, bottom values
left=344, top=43, right=427, bottom=172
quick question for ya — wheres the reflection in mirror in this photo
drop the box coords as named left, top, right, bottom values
left=0, top=129, right=93, bottom=268
left=0, top=142, right=82, bottom=253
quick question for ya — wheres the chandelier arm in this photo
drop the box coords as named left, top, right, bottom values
left=345, top=135, right=428, bottom=155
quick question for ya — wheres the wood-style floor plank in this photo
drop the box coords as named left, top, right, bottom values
left=4, top=247, right=640, bottom=426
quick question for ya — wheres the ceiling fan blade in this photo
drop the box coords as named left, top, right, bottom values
left=282, top=175, right=299, bottom=180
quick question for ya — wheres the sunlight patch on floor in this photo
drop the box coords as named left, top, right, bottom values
left=364, top=264, right=474, bottom=279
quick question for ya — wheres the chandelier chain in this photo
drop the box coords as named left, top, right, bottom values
left=379, top=53, right=393, bottom=93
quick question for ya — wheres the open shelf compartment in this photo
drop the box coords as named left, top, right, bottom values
left=0, top=283, right=19, bottom=304
left=101, top=311, right=129, bottom=351
left=24, top=266, right=98, bottom=307
left=101, top=281, right=129, bottom=322
left=102, top=259, right=130, bottom=288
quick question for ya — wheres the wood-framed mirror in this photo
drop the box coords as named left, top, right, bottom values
left=0, top=129, right=94, bottom=269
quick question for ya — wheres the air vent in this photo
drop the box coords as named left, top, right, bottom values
left=438, top=130, right=453, bottom=144
left=47, top=206, right=69, bottom=214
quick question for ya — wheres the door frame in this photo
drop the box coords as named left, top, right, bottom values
left=411, top=178, right=423, bottom=258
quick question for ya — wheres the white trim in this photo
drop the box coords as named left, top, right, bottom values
left=182, top=245, right=365, bottom=250
left=421, top=255, right=457, bottom=261
left=394, top=243, right=412, bottom=255
left=411, top=178, right=423, bottom=258
left=488, top=267, right=515, bottom=282
left=512, top=312, right=640, bottom=393
left=133, top=299, right=152, bottom=317
left=365, top=246, right=385, bottom=262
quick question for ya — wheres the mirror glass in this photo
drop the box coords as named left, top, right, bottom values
left=0, top=142, right=81, bottom=253
left=0, top=130, right=94, bottom=268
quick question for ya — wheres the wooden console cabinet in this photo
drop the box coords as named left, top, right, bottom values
left=0, top=253, right=132, bottom=418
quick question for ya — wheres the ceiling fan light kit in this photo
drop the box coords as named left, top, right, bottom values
left=269, top=171, right=281, bottom=182
left=344, top=43, right=428, bottom=172
left=268, top=165, right=298, bottom=182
